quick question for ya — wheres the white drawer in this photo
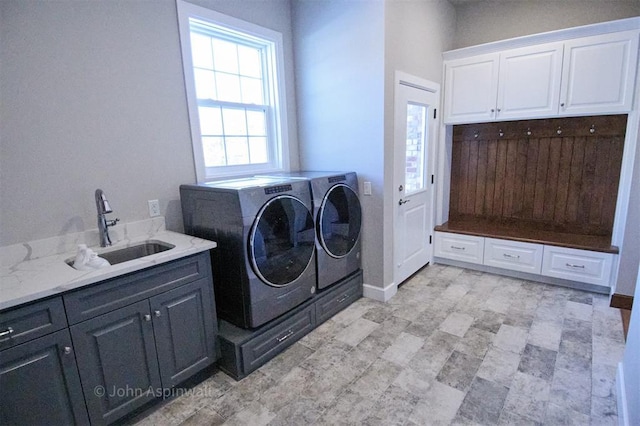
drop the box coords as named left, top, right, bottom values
left=541, top=246, right=613, bottom=287
left=434, top=232, right=484, bottom=265
left=484, top=238, right=543, bottom=274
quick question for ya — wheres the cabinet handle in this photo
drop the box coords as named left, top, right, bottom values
left=560, top=102, right=565, bottom=108
left=490, top=108, right=495, bottom=113
left=450, top=245, right=465, bottom=251
left=337, top=294, right=349, bottom=303
left=277, top=330, right=294, bottom=342
left=566, top=263, right=585, bottom=269
left=503, top=253, right=520, bottom=260
left=0, top=326, right=14, bottom=339
left=144, top=314, right=152, bottom=322
left=154, top=310, right=161, bottom=318
left=63, top=346, right=72, bottom=355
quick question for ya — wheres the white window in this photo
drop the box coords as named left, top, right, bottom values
left=177, top=1, right=289, bottom=181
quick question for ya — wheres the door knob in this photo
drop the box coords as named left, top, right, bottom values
left=399, top=199, right=410, bottom=206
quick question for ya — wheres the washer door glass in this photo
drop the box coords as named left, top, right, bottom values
left=250, top=195, right=315, bottom=287
left=319, top=184, right=362, bottom=258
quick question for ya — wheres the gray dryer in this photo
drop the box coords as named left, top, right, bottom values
left=180, top=177, right=316, bottom=329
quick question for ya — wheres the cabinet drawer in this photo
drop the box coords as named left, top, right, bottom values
left=435, top=232, right=484, bottom=264
left=316, top=270, right=363, bottom=325
left=541, top=246, right=613, bottom=286
left=241, top=305, right=315, bottom=375
left=0, top=297, right=67, bottom=350
left=64, top=252, right=211, bottom=324
left=484, top=238, right=543, bottom=274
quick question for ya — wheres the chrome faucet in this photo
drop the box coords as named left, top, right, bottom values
left=95, top=189, right=119, bottom=247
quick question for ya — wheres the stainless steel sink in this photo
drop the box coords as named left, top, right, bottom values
left=66, top=240, right=175, bottom=267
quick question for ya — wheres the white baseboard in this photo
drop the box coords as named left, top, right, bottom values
left=363, top=281, right=397, bottom=302
left=617, top=362, right=629, bottom=426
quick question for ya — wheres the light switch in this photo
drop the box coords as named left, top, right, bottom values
left=363, top=181, right=372, bottom=195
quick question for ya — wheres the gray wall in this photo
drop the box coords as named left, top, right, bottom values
left=0, top=0, right=298, bottom=246
left=292, top=0, right=386, bottom=288
left=383, top=0, right=456, bottom=286
left=454, top=0, right=640, bottom=49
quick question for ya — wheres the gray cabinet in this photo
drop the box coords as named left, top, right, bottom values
left=0, top=328, right=89, bottom=425
left=67, top=252, right=217, bottom=425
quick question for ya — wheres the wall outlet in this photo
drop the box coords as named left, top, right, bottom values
left=363, top=181, right=372, bottom=196
left=148, top=199, right=161, bottom=217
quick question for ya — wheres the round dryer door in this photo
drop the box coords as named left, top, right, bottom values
left=318, top=184, right=362, bottom=258
left=249, top=195, right=315, bottom=287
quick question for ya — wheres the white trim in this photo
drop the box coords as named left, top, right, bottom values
left=176, top=0, right=289, bottom=182
left=617, top=362, right=629, bottom=426
left=363, top=281, right=397, bottom=302
left=443, top=17, right=640, bottom=60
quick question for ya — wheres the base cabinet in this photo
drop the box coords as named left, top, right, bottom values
left=0, top=329, right=89, bottom=425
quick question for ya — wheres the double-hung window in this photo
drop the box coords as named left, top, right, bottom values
left=177, top=1, right=289, bottom=181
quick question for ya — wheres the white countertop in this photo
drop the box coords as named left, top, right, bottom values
left=0, top=218, right=216, bottom=311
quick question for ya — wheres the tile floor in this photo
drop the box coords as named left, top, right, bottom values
left=133, top=264, right=626, bottom=425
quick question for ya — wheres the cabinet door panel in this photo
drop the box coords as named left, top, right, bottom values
left=71, top=300, right=161, bottom=426
left=560, top=30, right=639, bottom=115
left=0, top=330, right=88, bottom=425
left=497, top=43, right=563, bottom=120
left=150, top=278, right=216, bottom=388
left=444, top=53, right=499, bottom=124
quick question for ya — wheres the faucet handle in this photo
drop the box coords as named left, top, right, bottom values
left=106, top=218, right=119, bottom=227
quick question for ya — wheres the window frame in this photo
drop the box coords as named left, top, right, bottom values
left=176, top=1, right=290, bottom=181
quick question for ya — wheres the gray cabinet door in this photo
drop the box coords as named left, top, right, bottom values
left=150, top=278, right=216, bottom=388
left=0, top=329, right=89, bottom=425
left=70, top=300, right=161, bottom=426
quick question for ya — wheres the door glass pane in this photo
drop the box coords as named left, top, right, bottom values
left=251, top=196, right=315, bottom=286
left=319, top=185, right=362, bottom=258
left=405, top=103, right=427, bottom=194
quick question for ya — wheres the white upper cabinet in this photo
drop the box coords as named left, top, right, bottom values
left=443, top=25, right=640, bottom=124
left=497, top=43, right=564, bottom=120
left=444, top=53, right=499, bottom=124
left=560, top=30, right=639, bottom=116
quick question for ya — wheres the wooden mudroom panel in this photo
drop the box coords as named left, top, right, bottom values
left=450, top=115, right=627, bottom=237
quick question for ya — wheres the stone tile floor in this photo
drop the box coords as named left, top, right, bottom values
left=133, top=264, right=625, bottom=425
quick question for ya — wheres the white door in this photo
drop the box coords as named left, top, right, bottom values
left=393, top=74, right=439, bottom=285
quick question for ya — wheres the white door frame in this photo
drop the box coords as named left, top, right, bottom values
left=393, top=71, right=440, bottom=286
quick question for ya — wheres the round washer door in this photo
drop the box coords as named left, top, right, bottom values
left=318, top=184, right=362, bottom=258
left=249, top=195, right=315, bottom=287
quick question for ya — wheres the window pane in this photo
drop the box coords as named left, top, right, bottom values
left=238, top=45, right=262, bottom=78
left=190, top=33, right=213, bottom=69
left=215, top=72, right=241, bottom=103
left=198, top=106, right=223, bottom=135
left=226, top=136, right=249, bottom=165
left=246, top=110, right=266, bottom=136
left=212, top=38, right=238, bottom=74
left=222, top=108, right=247, bottom=136
left=194, top=69, right=216, bottom=100
left=241, top=77, right=263, bottom=104
left=405, top=103, right=427, bottom=195
left=249, top=137, right=268, bottom=163
left=202, top=136, right=226, bottom=167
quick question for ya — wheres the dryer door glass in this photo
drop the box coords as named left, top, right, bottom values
left=319, top=184, right=362, bottom=258
left=250, top=195, right=315, bottom=287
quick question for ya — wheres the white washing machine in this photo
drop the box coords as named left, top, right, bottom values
left=180, top=176, right=316, bottom=329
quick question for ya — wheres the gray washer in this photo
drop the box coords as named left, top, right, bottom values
left=259, top=172, right=362, bottom=290
left=180, top=177, right=316, bottom=329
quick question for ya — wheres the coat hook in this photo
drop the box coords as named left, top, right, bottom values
left=499, top=129, right=504, bottom=137
left=526, top=128, right=532, bottom=136
left=556, top=126, right=562, bottom=135
left=590, top=124, right=596, bottom=134
left=474, top=131, right=479, bottom=139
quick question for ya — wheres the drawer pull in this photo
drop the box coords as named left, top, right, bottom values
left=0, top=326, right=14, bottom=340
left=277, top=330, right=294, bottom=343
left=450, top=245, right=466, bottom=251
left=337, top=294, right=349, bottom=303
left=144, top=314, right=152, bottom=322
left=63, top=346, right=72, bottom=355
left=154, top=310, right=161, bottom=318
left=503, top=253, right=520, bottom=260
left=566, top=263, right=585, bottom=269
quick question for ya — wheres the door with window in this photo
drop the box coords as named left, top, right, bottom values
left=393, top=74, right=439, bottom=285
